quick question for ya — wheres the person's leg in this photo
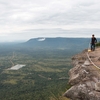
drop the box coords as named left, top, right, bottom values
left=91, top=44, right=93, bottom=51
left=93, top=44, right=95, bottom=51
left=92, top=44, right=95, bottom=51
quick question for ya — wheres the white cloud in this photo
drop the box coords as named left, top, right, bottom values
left=0, top=0, right=100, bottom=41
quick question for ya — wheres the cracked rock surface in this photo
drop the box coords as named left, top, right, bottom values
left=64, top=48, right=100, bottom=100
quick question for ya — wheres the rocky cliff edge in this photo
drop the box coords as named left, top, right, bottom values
left=64, top=48, right=100, bottom=100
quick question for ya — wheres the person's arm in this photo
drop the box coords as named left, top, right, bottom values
left=95, top=38, right=97, bottom=43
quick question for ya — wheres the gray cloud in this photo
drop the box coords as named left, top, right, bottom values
left=0, top=0, right=100, bottom=41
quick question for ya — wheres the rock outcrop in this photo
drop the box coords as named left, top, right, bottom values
left=64, top=48, right=100, bottom=100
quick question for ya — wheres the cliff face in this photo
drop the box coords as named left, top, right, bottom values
left=64, top=48, right=100, bottom=100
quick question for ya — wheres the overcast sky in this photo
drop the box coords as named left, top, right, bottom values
left=0, top=0, right=100, bottom=42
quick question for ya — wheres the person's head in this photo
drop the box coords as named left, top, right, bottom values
left=92, top=34, right=94, bottom=37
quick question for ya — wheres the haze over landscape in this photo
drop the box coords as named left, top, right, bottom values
left=0, top=0, right=100, bottom=42
left=0, top=37, right=91, bottom=100
left=0, top=0, right=100, bottom=100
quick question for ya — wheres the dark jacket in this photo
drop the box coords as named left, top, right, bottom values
left=91, top=37, right=97, bottom=44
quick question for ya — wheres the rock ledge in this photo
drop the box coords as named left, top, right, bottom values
left=64, top=48, right=100, bottom=100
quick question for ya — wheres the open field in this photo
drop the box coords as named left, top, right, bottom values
left=0, top=49, right=72, bottom=100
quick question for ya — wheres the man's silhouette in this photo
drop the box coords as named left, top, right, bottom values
left=91, top=34, right=97, bottom=51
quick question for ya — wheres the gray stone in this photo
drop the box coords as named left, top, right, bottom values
left=84, top=60, right=90, bottom=66
left=95, top=82, right=100, bottom=92
left=64, top=49, right=100, bottom=100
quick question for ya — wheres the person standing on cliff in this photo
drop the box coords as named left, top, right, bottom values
left=91, top=34, right=97, bottom=51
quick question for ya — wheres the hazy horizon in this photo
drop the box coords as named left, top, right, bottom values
left=0, top=37, right=98, bottom=43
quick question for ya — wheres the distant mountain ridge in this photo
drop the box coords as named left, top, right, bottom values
left=23, top=37, right=91, bottom=51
